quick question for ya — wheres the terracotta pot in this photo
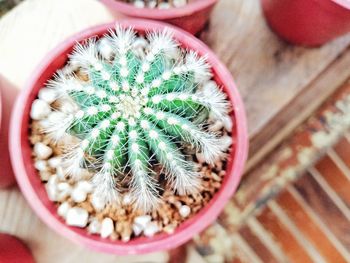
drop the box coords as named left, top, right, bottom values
left=0, top=77, right=17, bottom=188
left=0, top=233, right=34, bottom=263
left=100, top=0, right=218, bottom=35
left=261, top=0, right=350, bottom=46
left=9, top=19, right=248, bottom=255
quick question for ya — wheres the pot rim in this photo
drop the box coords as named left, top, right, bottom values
left=100, top=0, right=219, bottom=19
left=9, top=19, right=248, bottom=255
left=332, top=0, right=350, bottom=9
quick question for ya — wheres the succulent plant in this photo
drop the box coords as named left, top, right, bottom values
left=42, top=26, right=231, bottom=212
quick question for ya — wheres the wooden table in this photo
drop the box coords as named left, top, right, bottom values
left=1, top=0, right=350, bottom=262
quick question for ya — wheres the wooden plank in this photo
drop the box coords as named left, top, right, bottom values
left=239, top=225, right=279, bottom=263
left=333, top=136, right=350, bottom=169
left=204, top=0, right=350, bottom=139
left=294, top=173, right=350, bottom=249
left=256, top=206, right=314, bottom=263
left=315, top=154, right=350, bottom=206
left=276, top=189, right=348, bottom=263
left=246, top=51, right=350, bottom=171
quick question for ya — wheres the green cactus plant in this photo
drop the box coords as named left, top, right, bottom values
left=43, top=26, right=232, bottom=212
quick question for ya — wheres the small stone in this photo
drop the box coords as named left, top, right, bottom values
left=147, top=0, right=157, bottom=8
left=220, top=135, right=233, bottom=149
left=71, top=187, right=87, bottom=203
left=144, top=222, right=159, bottom=237
left=39, top=171, right=51, bottom=181
left=91, top=193, right=106, bottom=211
left=209, top=120, right=224, bottom=132
left=88, top=218, right=101, bottom=234
left=56, top=166, right=65, bottom=179
left=48, top=157, right=61, bottom=168
left=45, top=176, right=58, bottom=201
left=76, top=181, right=93, bottom=193
left=34, top=160, right=48, bottom=171
left=132, top=223, right=143, bottom=236
left=134, top=215, right=152, bottom=229
left=132, top=37, right=148, bottom=50
left=98, top=38, right=114, bottom=60
left=179, top=205, right=191, bottom=218
left=30, top=99, right=51, bottom=120
left=100, top=218, right=114, bottom=238
left=173, top=0, right=187, bottom=7
left=158, top=2, right=170, bottom=9
left=66, top=207, right=88, bottom=228
left=196, top=152, right=205, bottom=163
left=122, top=193, right=132, bottom=205
left=34, top=142, right=53, bottom=159
left=163, top=224, right=176, bottom=234
left=57, top=182, right=72, bottom=201
left=57, top=202, right=71, bottom=218
left=134, top=0, right=145, bottom=8
left=58, top=99, right=77, bottom=114
left=38, top=88, right=57, bottom=104
left=222, top=115, right=233, bottom=132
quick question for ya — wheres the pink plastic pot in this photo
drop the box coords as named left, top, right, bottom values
left=0, top=77, right=17, bottom=188
left=0, top=233, right=34, bottom=263
left=9, top=19, right=248, bottom=255
left=100, top=0, right=218, bottom=35
left=261, top=0, right=350, bottom=46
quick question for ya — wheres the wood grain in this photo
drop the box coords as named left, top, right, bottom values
left=294, top=173, right=350, bottom=249
left=276, top=189, right=347, bottom=263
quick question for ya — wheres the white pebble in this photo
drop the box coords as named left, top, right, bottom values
left=222, top=115, right=233, bottom=132
left=48, top=157, right=62, bottom=168
left=133, top=37, right=148, bottom=50
left=132, top=223, right=143, bottom=236
left=66, top=207, right=88, bottom=228
left=209, top=120, right=224, bottom=132
left=34, top=142, right=53, bottom=160
left=38, top=88, right=57, bottom=104
left=56, top=166, right=65, bottom=179
left=158, top=2, right=170, bottom=9
left=179, top=205, right=191, bottom=218
left=173, top=0, right=187, bottom=7
left=76, top=181, right=93, bottom=193
left=134, top=215, right=152, bottom=229
left=45, top=182, right=58, bottom=201
left=30, top=99, right=51, bottom=120
left=98, top=38, right=114, bottom=60
left=220, top=135, right=233, bottom=149
left=147, top=0, right=157, bottom=8
left=57, top=182, right=72, bottom=201
left=122, top=193, right=132, bottom=205
left=58, top=99, right=77, bottom=114
left=196, top=152, right=205, bottom=163
left=57, top=202, right=71, bottom=218
left=71, top=187, right=87, bottom=203
left=88, top=218, right=101, bottom=234
left=134, top=0, right=145, bottom=8
left=144, top=222, right=160, bottom=237
left=34, top=160, right=48, bottom=171
left=91, top=193, right=106, bottom=211
left=100, top=218, right=114, bottom=238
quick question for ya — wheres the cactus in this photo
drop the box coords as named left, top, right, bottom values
left=43, top=26, right=231, bottom=212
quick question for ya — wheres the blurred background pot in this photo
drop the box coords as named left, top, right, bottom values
left=0, top=233, right=34, bottom=263
left=100, top=0, right=218, bottom=35
left=261, top=0, right=350, bottom=46
left=9, top=19, right=248, bottom=254
left=0, top=76, right=17, bottom=188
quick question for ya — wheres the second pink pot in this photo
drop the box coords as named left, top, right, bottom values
left=261, top=0, right=350, bottom=46
left=10, top=19, right=248, bottom=255
left=100, top=0, right=218, bottom=35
